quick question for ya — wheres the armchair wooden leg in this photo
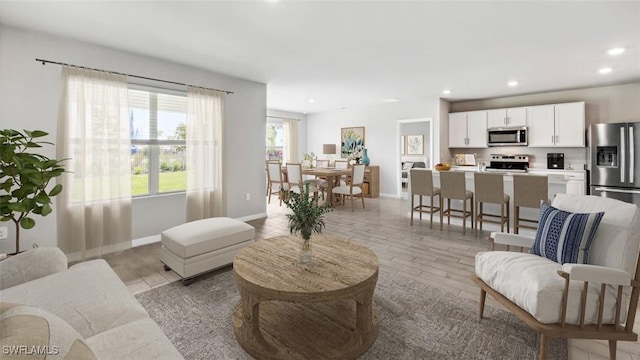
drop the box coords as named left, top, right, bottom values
left=479, top=288, right=486, bottom=319
left=539, top=333, right=550, bottom=360
left=609, top=340, right=617, bottom=360
left=361, top=194, right=365, bottom=209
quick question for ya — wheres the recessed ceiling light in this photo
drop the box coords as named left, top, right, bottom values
left=508, top=81, right=519, bottom=87
left=442, top=89, right=452, bottom=95
left=598, top=67, right=613, bottom=74
left=607, top=47, right=625, bottom=56
left=383, top=98, right=400, bottom=103
left=308, top=99, right=315, bottom=103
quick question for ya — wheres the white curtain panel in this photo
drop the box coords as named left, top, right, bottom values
left=56, top=67, right=132, bottom=258
left=283, top=118, right=298, bottom=163
left=186, top=87, right=225, bottom=221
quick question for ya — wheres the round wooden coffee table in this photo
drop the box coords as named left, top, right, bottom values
left=232, top=235, right=379, bottom=360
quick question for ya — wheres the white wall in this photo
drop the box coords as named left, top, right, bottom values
left=306, top=100, right=440, bottom=197
left=0, top=25, right=267, bottom=252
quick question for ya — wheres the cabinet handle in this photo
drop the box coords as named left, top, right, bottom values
left=551, top=135, right=554, bottom=144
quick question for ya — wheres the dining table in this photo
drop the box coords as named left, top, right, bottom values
left=281, top=167, right=351, bottom=206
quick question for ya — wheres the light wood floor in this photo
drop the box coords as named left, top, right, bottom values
left=104, top=196, right=640, bottom=360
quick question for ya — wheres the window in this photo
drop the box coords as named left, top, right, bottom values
left=129, top=88, right=187, bottom=196
left=266, top=120, right=284, bottom=161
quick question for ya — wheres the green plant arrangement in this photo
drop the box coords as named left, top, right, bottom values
left=283, top=183, right=332, bottom=263
left=0, top=129, right=66, bottom=254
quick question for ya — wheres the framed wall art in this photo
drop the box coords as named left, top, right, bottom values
left=406, top=134, right=424, bottom=155
left=341, top=126, right=365, bottom=158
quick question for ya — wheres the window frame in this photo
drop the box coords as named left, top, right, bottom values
left=129, top=84, right=187, bottom=197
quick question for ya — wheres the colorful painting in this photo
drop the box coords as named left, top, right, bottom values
left=407, top=134, right=424, bottom=155
left=341, top=127, right=365, bottom=158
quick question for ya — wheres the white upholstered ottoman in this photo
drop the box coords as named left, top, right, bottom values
left=160, top=217, right=255, bottom=285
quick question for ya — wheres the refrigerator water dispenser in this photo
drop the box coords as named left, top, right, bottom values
left=596, top=146, right=618, bottom=168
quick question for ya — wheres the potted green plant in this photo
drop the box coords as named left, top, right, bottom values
left=283, top=183, right=332, bottom=263
left=0, top=129, right=66, bottom=254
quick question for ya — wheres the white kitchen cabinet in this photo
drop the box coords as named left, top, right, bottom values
left=527, top=105, right=556, bottom=147
left=487, top=107, right=527, bottom=128
left=554, top=102, right=585, bottom=147
left=448, top=111, right=487, bottom=148
left=528, top=102, right=585, bottom=147
left=448, top=112, right=468, bottom=148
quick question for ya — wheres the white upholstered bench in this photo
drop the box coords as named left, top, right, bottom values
left=160, top=217, right=255, bottom=285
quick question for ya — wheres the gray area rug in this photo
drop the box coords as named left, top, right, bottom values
left=136, top=268, right=567, bottom=360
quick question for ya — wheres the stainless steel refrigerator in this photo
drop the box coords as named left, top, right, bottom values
left=590, top=122, right=640, bottom=207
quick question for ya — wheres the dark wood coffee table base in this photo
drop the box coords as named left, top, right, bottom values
left=233, top=299, right=379, bottom=360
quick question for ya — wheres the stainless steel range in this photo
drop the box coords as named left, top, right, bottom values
left=485, top=154, right=529, bottom=173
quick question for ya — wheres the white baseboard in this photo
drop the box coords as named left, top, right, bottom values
left=66, top=241, right=132, bottom=262
left=235, top=212, right=267, bottom=222
left=133, top=235, right=161, bottom=247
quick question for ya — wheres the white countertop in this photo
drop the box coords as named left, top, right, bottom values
left=437, top=166, right=586, bottom=181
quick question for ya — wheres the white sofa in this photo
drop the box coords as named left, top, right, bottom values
left=0, top=247, right=183, bottom=360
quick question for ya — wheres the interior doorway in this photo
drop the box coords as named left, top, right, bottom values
left=397, top=118, right=433, bottom=198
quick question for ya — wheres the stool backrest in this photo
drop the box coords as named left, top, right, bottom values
left=474, top=173, right=504, bottom=203
left=440, top=171, right=467, bottom=199
left=410, top=169, right=436, bottom=196
left=514, top=175, right=548, bottom=208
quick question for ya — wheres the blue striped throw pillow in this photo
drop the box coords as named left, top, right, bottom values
left=530, top=202, right=605, bottom=264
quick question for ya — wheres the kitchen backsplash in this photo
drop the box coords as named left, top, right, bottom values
left=448, top=147, right=588, bottom=170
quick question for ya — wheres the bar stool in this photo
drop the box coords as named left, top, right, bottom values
left=513, top=175, right=548, bottom=234
left=439, top=171, right=474, bottom=235
left=474, top=173, right=510, bottom=237
left=410, top=169, right=441, bottom=228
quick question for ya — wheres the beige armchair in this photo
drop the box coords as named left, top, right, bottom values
left=472, top=194, right=640, bottom=360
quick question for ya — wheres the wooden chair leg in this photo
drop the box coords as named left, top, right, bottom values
left=479, top=288, right=486, bottom=319
left=474, top=201, right=479, bottom=237
left=440, top=197, right=444, bottom=231
left=506, top=200, right=510, bottom=233
left=609, top=340, right=617, bottom=360
left=410, top=194, right=415, bottom=225
left=430, top=195, right=436, bottom=229
left=419, top=196, right=423, bottom=220
left=539, top=333, right=550, bottom=360
left=514, top=206, right=520, bottom=234
left=350, top=193, right=354, bottom=212
left=447, top=199, right=451, bottom=225
left=361, top=194, right=365, bottom=209
left=500, top=201, right=504, bottom=232
left=462, top=199, right=467, bottom=235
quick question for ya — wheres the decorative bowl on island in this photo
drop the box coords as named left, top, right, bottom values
left=435, top=163, right=451, bottom=171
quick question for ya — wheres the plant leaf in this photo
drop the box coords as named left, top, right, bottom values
left=48, top=184, right=63, bottom=197
left=20, top=217, right=36, bottom=229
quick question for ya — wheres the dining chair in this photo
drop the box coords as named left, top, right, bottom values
left=286, top=163, right=318, bottom=198
left=332, top=164, right=366, bottom=211
left=439, top=171, right=474, bottom=235
left=334, top=160, right=349, bottom=186
left=410, top=169, right=440, bottom=228
left=266, top=160, right=288, bottom=206
left=316, top=159, right=330, bottom=168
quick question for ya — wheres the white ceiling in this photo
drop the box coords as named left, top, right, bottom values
left=0, top=1, right=639, bottom=114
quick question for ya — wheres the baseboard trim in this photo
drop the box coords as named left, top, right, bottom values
left=235, top=212, right=268, bottom=222
left=133, top=235, right=161, bottom=247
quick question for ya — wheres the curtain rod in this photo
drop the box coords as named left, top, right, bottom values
left=35, top=58, right=234, bottom=95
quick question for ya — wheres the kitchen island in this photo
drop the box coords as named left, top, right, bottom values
left=408, top=167, right=587, bottom=234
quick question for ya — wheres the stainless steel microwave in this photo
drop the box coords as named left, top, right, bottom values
left=487, top=126, right=528, bottom=146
